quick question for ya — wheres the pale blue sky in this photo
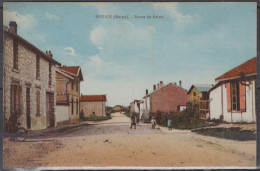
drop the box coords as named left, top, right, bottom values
left=3, top=2, right=256, bottom=106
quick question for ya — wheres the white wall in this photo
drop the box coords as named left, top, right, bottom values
left=209, top=85, right=223, bottom=120
left=142, top=97, right=150, bottom=120
left=56, top=105, right=70, bottom=124
left=210, top=80, right=256, bottom=123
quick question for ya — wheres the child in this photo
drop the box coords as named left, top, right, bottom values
left=151, top=117, right=156, bottom=129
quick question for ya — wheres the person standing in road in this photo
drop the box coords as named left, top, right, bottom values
left=130, top=112, right=136, bottom=129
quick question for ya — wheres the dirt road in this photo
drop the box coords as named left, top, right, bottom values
left=3, top=112, right=256, bottom=168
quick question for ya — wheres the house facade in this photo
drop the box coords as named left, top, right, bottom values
left=187, top=84, right=213, bottom=119
left=130, top=100, right=143, bottom=119
left=80, top=95, right=107, bottom=117
left=209, top=57, right=257, bottom=123
left=56, top=66, right=83, bottom=124
left=3, top=22, right=61, bottom=131
left=142, top=81, right=189, bottom=120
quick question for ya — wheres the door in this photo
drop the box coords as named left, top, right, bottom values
left=46, top=92, right=55, bottom=127
left=10, top=84, right=21, bottom=120
left=26, top=87, right=31, bottom=129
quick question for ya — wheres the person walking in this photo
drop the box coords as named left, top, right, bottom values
left=130, top=112, right=136, bottom=129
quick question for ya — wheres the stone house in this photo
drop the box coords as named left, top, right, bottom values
left=3, top=21, right=61, bottom=131
left=80, top=95, right=107, bottom=117
left=142, top=81, right=189, bottom=121
left=56, top=66, right=83, bottom=124
left=187, top=84, right=213, bottom=119
left=209, top=57, right=257, bottom=123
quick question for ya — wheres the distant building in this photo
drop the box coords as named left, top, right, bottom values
left=142, top=81, right=189, bottom=121
left=80, top=95, right=107, bottom=117
left=187, top=84, right=213, bottom=119
left=112, top=105, right=124, bottom=112
left=56, top=66, right=83, bottom=125
left=3, top=22, right=61, bottom=130
left=209, top=57, right=257, bottom=123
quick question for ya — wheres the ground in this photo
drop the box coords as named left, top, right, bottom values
left=3, top=112, right=256, bottom=169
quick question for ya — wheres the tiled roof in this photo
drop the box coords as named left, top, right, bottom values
left=216, top=57, right=257, bottom=81
left=143, top=83, right=187, bottom=98
left=187, top=84, right=213, bottom=94
left=80, top=95, right=107, bottom=102
left=3, top=26, right=60, bottom=66
left=59, top=66, right=80, bottom=76
left=58, top=66, right=83, bottom=81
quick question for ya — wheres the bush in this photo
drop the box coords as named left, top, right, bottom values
left=153, top=109, right=206, bottom=129
left=124, top=112, right=130, bottom=117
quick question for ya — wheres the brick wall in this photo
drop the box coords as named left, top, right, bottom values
left=150, top=84, right=189, bottom=113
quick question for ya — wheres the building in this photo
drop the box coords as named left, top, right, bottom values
left=142, top=81, right=189, bottom=121
left=80, top=95, right=107, bottom=117
left=3, top=21, right=61, bottom=130
left=112, top=105, right=124, bottom=112
left=209, top=57, right=257, bottom=123
left=187, top=84, right=213, bottom=119
left=56, top=66, right=83, bottom=124
left=130, top=100, right=143, bottom=119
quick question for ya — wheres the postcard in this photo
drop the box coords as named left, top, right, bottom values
left=2, top=1, right=257, bottom=169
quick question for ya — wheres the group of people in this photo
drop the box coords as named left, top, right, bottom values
left=130, top=112, right=173, bottom=130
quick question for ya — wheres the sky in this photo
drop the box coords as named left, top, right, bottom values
left=3, top=2, right=256, bottom=107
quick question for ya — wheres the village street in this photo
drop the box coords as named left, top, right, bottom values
left=3, top=112, right=256, bottom=169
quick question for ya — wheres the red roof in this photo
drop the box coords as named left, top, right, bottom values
left=80, top=95, right=107, bottom=102
left=59, top=66, right=83, bottom=81
left=59, top=66, right=80, bottom=75
left=216, top=57, right=257, bottom=81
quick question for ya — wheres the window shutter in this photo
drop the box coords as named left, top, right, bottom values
left=239, top=82, right=246, bottom=112
left=226, top=83, right=231, bottom=112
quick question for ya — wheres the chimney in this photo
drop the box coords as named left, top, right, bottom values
left=174, top=82, right=177, bottom=86
left=159, top=81, right=163, bottom=88
left=179, top=80, right=182, bottom=88
left=157, top=84, right=159, bottom=89
left=146, top=89, right=148, bottom=96
left=9, top=21, right=17, bottom=34
left=46, top=50, right=53, bottom=58
left=153, top=85, right=156, bottom=91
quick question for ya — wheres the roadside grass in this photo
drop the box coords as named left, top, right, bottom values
left=124, top=112, right=130, bottom=117
left=192, top=127, right=256, bottom=141
left=84, top=116, right=111, bottom=121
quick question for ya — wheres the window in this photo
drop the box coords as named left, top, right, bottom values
left=71, top=81, right=74, bottom=90
left=230, top=82, right=240, bottom=111
left=13, top=38, right=18, bottom=70
left=193, top=92, right=196, bottom=96
left=71, top=98, right=74, bottom=115
left=36, top=55, right=40, bottom=79
left=36, top=90, right=40, bottom=116
left=76, top=82, right=78, bottom=92
left=49, top=63, right=52, bottom=87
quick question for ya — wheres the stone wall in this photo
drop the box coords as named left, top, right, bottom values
left=3, top=32, right=57, bottom=130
